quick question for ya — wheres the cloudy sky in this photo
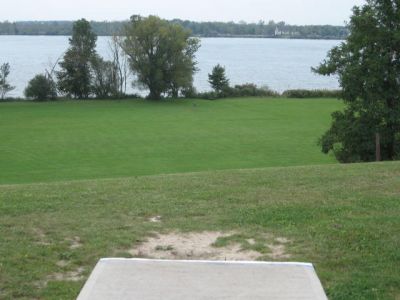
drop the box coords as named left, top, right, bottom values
left=3, top=0, right=365, bottom=25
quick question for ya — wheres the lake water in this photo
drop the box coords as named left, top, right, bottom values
left=0, top=36, right=341, bottom=97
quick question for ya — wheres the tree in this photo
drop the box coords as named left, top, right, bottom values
left=208, top=64, right=230, bottom=94
left=91, top=55, right=119, bottom=98
left=109, top=35, right=130, bottom=96
left=0, top=63, right=15, bottom=100
left=314, top=0, right=400, bottom=162
left=57, top=19, right=97, bottom=99
left=25, top=74, right=57, bottom=101
left=122, top=15, right=200, bottom=100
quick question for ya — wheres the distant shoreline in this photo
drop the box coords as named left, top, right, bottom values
left=0, top=34, right=344, bottom=41
left=0, top=19, right=348, bottom=40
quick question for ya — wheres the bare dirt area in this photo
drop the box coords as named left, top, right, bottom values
left=49, top=267, right=85, bottom=282
left=67, top=236, right=83, bottom=250
left=130, top=231, right=291, bottom=261
left=33, top=228, right=51, bottom=246
left=34, top=266, right=85, bottom=289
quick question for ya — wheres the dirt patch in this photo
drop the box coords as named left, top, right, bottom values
left=149, top=216, right=162, bottom=223
left=33, top=228, right=50, bottom=246
left=267, top=244, right=291, bottom=259
left=275, top=237, right=290, bottom=244
left=67, top=236, right=83, bottom=250
left=266, top=237, right=292, bottom=259
left=131, top=231, right=262, bottom=261
left=35, top=266, right=85, bottom=288
left=56, top=260, right=70, bottom=268
left=49, top=267, right=85, bottom=282
left=246, top=238, right=256, bottom=245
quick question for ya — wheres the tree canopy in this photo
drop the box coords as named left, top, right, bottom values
left=24, top=74, right=57, bottom=101
left=122, top=15, right=200, bottom=100
left=314, top=0, right=400, bottom=162
left=57, top=19, right=98, bottom=99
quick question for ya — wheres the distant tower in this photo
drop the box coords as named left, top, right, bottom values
left=275, top=27, right=281, bottom=36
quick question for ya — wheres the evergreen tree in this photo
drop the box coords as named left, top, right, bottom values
left=208, top=64, right=229, bottom=94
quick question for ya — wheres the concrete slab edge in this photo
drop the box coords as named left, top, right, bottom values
left=99, top=258, right=315, bottom=268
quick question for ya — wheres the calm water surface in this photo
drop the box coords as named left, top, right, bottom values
left=0, top=36, right=340, bottom=97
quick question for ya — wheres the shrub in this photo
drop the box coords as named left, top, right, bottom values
left=181, top=85, right=198, bottom=99
left=194, top=83, right=278, bottom=100
left=230, top=84, right=279, bottom=97
left=91, top=56, right=120, bottom=99
left=25, top=74, right=57, bottom=101
left=282, top=89, right=342, bottom=98
left=195, top=91, right=219, bottom=100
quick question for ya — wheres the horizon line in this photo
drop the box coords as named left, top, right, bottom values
left=0, top=17, right=348, bottom=27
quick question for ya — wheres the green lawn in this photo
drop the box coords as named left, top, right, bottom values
left=2, top=98, right=398, bottom=300
left=0, top=162, right=399, bottom=299
left=0, top=98, right=341, bottom=184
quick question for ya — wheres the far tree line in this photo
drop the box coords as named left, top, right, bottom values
left=0, top=19, right=348, bottom=40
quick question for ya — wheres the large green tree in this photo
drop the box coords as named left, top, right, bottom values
left=314, top=0, right=400, bottom=162
left=122, top=15, right=200, bottom=100
left=57, top=19, right=97, bottom=99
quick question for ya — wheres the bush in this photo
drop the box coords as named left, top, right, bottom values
left=181, top=85, right=198, bottom=99
left=25, top=74, right=57, bottom=101
left=195, top=91, right=219, bottom=100
left=194, top=83, right=278, bottom=100
left=230, top=84, right=279, bottom=97
left=282, top=89, right=342, bottom=98
left=117, top=93, right=143, bottom=100
left=91, top=56, right=119, bottom=99
left=188, top=86, right=341, bottom=101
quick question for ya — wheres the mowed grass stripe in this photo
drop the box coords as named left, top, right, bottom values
left=0, top=98, right=341, bottom=184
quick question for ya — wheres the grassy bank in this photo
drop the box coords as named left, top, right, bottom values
left=0, top=98, right=341, bottom=184
left=0, top=162, right=399, bottom=299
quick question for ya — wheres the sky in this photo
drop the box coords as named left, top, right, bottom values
left=3, top=0, right=366, bottom=25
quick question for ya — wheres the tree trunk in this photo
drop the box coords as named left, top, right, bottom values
left=386, top=98, right=396, bottom=160
left=387, top=131, right=395, bottom=160
left=148, top=89, right=161, bottom=100
left=376, top=132, right=381, bottom=162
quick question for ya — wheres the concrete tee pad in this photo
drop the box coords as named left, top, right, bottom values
left=77, top=259, right=328, bottom=300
